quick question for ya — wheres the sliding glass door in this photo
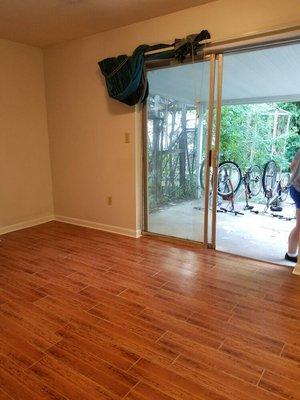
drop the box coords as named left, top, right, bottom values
left=143, top=38, right=300, bottom=257
left=215, top=42, right=300, bottom=264
left=143, top=55, right=223, bottom=246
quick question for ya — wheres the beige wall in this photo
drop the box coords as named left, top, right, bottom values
left=44, top=0, right=300, bottom=234
left=0, top=39, right=53, bottom=231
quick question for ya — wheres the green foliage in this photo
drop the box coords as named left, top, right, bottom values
left=279, top=102, right=300, bottom=165
left=278, top=102, right=300, bottom=132
left=285, top=130, right=300, bottom=164
left=219, top=103, right=299, bottom=172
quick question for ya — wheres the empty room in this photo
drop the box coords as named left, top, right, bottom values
left=0, top=0, right=300, bottom=399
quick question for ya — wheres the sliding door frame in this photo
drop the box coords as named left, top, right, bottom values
left=203, top=54, right=216, bottom=246
left=142, top=54, right=218, bottom=246
left=141, top=25, right=300, bottom=247
left=210, top=53, right=223, bottom=249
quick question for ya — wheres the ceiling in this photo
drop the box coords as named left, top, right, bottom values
left=0, top=0, right=216, bottom=47
left=148, top=43, right=300, bottom=105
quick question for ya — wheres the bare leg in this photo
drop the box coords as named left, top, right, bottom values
left=288, top=209, right=300, bottom=254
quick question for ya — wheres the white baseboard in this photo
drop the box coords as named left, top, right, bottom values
left=55, top=215, right=141, bottom=238
left=0, top=213, right=141, bottom=239
left=0, top=215, right=55, bottom=235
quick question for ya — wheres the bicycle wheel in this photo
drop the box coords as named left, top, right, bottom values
left=199, top=159, right=213, bottom=191
left=218, top=161, right=242, bottom=197
left=199, top=160, right=206, bottom=190
left=248, top=165, right=262, bottom=196
left=279, top=172, right=290, bottom=202
left=262, top=160, right=278, bottom=196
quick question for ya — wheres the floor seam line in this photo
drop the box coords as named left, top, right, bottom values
left=117, top=287, right=129, bottom=296
left=122, top=379, right=141, bottom=399
left=126, top=357, right=141, bottom=372
left=155, top=330, right=168, bottom=343
left=170, top=353, right=181, bottom=366
left=279, top=343, right=286, bottom=357
left=256, top=369, right=265, bottom=387
left=26, top=353, right=48, bottom=370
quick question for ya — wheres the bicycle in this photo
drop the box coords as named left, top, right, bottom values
left=199, top=160, right=243, bottom=215
left=242, top=165, right=262, bottom=210
left=200, top=160, right=242, bottom=197
left=278, top=172, right=290, bottom=203
left=262, top=160, right=290, bottom=212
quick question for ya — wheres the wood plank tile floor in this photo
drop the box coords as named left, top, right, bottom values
left=0, top=221, right=299, bottom=400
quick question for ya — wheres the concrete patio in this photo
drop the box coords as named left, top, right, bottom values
left=148, top=199, right=296, bottom=267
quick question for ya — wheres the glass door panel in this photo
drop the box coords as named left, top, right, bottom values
left=144, top=57, right=216, bottom=243
left=216, top=43, right=300, bottom=264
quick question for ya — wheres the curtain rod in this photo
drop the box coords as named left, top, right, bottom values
left=145, top=24, right=300, bottom=69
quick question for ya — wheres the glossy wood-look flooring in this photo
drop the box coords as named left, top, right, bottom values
left=0, top=222, right=299, bottom=400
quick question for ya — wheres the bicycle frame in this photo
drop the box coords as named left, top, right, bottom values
left=264, top=179, right=283, bottom=212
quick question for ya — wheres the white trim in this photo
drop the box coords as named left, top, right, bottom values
left=54, top=215, right=141, bottom=238
left=293, top=263, right=300, bottom=276
left=206, top=24, right=300, bottom=55
left=0, top=215, right=54, bottom=235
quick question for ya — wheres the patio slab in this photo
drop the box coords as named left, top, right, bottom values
left=148, top=199, right=296, bottom=267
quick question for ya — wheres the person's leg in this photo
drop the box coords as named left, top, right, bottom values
left=288, top=208, right=300, bottom=255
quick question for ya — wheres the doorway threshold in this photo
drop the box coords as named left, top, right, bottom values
left=216, top=248, right=294, bottom=270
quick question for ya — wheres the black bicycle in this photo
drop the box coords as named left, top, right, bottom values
left=262, top=160, right=290, bottom=211
left=200, top=160, right=242, bottom=197
left=199, top=160, right=243, bottom=215
left=242, top=165, right=262, bottom=209
left=279, top=172, right=290, bottom=203
left=262, top=160, right=278, bottom=198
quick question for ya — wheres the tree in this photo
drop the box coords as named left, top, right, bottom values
left=278, top=102, right=300, bottom=164
left=219, top=103, right=298, bottom=171
left=147, top=96, right=300, bottom=211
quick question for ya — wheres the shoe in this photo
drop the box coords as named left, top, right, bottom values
left=285, top=253, right=297, bottom=263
